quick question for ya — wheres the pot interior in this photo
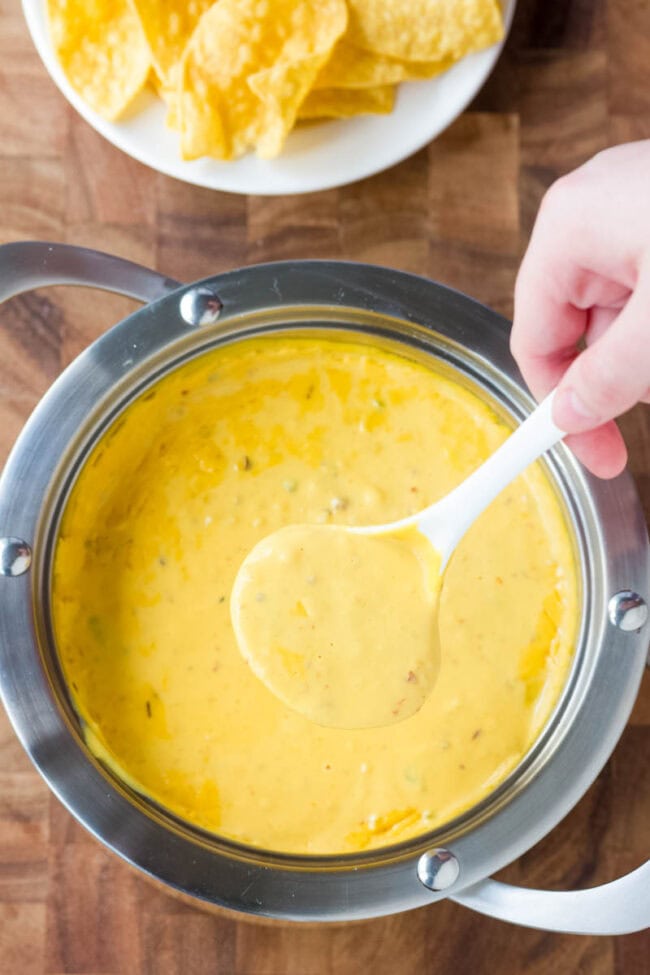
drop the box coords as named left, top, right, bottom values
left=39, top=317, right=586, bottom=860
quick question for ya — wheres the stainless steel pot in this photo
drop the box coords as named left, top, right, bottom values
left=0, top=241, right=648, bottom=935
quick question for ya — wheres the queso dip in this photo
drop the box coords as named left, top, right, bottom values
left=52, top=336, right=578, bottom=854
left=231, top=522, right=443, bottom=729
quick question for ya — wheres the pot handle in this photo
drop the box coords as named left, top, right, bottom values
left=0, top=241, right=181, bottom=304
left=451, top=860, right=650, bottom=935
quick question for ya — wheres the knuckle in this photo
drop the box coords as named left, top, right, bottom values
left=538, top=175, right=576, bottom=224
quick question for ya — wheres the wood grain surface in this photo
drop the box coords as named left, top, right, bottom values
left=1, top=0, right=649, bottom=971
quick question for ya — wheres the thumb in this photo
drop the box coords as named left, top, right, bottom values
left=552, top=271, right=650, bottom=432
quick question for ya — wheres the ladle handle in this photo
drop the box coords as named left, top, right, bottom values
left=425, top=390, right=565, bottom=562
left=0, top=241, right=181, bottom=305
left=451, top=860, right=650, bottom=935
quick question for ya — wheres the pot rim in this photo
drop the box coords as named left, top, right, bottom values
left=0, top=259, right=648, bottom=920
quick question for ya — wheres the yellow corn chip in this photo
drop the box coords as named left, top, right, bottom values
left=345, top=0, right=503, bottom=63
left=148, top=68, right=180, bottom=129
left=315, top=41, right=454, bottom=89
left=248, top=57, right=340, bottom=157
left=47, top=0, right=151, bottom=120
left=299, top=85, right=395, bottom=119
left=179, top=0, right=348, bottom=160
left=130, top=0, right=213, bottom=87
left=163, top=90, right=180, bottom=131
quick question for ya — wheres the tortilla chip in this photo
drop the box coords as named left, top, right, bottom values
left=345, top=0, right=503, bottom=63
left=148, top=67, right=180, bottom=129
left=47, top=0, right=151, bottom=120
left=130, top=0, right=213, bottom=87
left=179, top=0, right=348, bottom=160
left=316, top=40, right=454, bottom=89
left=299, top=84, right=395, bottom=119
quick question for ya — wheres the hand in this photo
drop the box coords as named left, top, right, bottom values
left=511, top=141, right=650, bottom=478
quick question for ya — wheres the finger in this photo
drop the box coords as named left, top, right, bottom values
left=512, top=299, right=628, bottom=398
left=584, top=305, right=622, bottom=346
left=515, top=301, right=630, bottom=478
left=511, top=273, right=586, bottom=401
left=552, top=269, right=650, bottom=432
left=563, top=422, right=628, bottom=479
left=513, top=346, right=579, bottom=403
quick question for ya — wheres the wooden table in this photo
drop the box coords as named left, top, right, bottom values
left=1, top=0, right=649, bottom=971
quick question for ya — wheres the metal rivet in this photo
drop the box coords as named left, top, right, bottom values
left=608, top=591, right=648, bottom=632
left=417, top=849, right=460, bottom=891
left=179, top=287, right=223, bottom=327
left=0, top=537, right=32, bottom=577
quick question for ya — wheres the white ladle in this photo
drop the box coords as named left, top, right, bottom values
left=231, top=390, right=565, bottom=728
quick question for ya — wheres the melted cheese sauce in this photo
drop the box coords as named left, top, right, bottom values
left=231, top=524, right=442, bottom=729
left=52, top=336, right=578, bottom=854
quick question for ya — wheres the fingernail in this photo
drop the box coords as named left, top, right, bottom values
left=553, top=388, right=600, bottom=432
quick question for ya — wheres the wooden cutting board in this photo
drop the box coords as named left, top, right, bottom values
left=0, top=0, right=649, bottom=971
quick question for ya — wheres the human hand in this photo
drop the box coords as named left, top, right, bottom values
left=511, top=140, right=650, bottom=478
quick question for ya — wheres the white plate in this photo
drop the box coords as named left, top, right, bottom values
left=23, top=0, right=515, bottom=196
